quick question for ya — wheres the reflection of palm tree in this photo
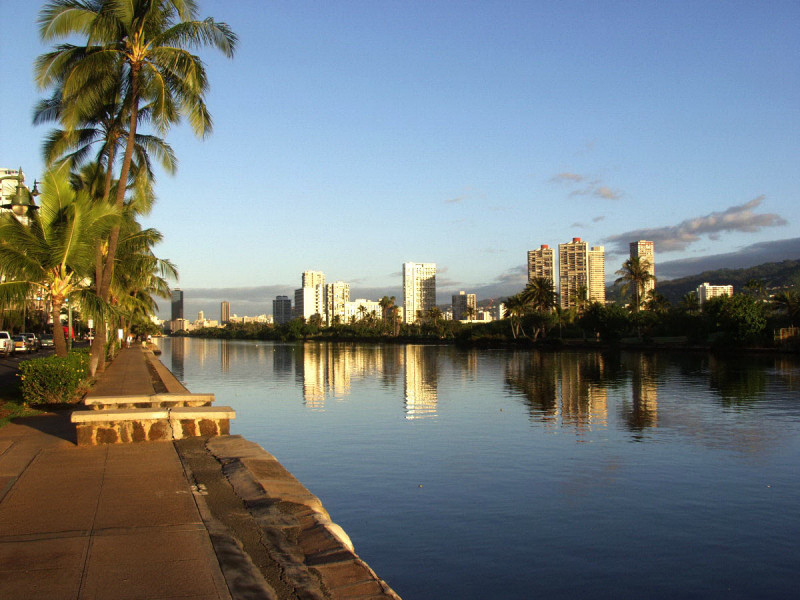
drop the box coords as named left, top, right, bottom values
left=615, top=257, right=655, bottom=312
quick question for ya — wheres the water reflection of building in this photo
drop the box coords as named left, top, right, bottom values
left=301, top=344, right=326, bottom=409
left=505, top=352, right=607, bottom=432
left=220, top=340, right=230, bottom=373
left=298, top=343, right=393, bottom=410
left=404, top=345, right=438, bottom=419
left=273, top=344, right=295, bottom=379
left=559, top=353, right=608, bottom=430
left=170, top=336, right=188, bottom=381
left=626, top=354, right=658, bottom=430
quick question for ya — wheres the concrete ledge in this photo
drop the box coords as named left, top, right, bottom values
left=144, top=350, right=189, bottom=392
left=206, top=435, right=401, bottom=599
left=72, top=408, right=168, bottom=422
left=71, top=407, right=236, bottom=446
left=84, top=393, right=216, bottom=410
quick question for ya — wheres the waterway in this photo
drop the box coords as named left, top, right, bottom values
left=157, top=338, right=800, bottom=600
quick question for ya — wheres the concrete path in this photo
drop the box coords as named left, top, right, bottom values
left=0, top=348, right=232, bottom=600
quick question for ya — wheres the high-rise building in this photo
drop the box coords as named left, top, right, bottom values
left=558, top=239, right=588, bottom=309
left=325, top=281, right=350, bottom=324
left=403, top=262, right=436, bottom=323
left=302, top=270, right=325, bottom=288
left=629, top=240, right=656, bottom=298
left=588, top=246, right=606, bottom=304
left=696, top=282, right=733, bottom=304
left=171, top=289, right=184, bottom=321
left=220, top=301, right=230, bottom=324
left=273, top=295, right=292, bottom=324
left=452, top=291, right=477, bottom=321
left=558, top=239, right=606, bottom=308
left=527, top=245, right=555, bottom=283
left=295, top=271, right=326, bottom=321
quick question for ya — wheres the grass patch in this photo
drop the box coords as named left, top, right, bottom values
left=0, top=378, right=42, bottom=428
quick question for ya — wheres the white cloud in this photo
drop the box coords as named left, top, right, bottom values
left=604, top=196, right=788, bottom=254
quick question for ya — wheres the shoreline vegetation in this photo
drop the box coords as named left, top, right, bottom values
left=179, top=290, right=800, bottom=354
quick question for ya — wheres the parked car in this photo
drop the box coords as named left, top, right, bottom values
left=0, top=331, right=12, bottom=357
left=22, top=333, right=40, bottom=351
left=39, top=334, right=54, bottom=348
left=12, top=335, right=30, bottom=354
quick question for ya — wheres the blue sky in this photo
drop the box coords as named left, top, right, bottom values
left=2, top=1, right=798, bottom=318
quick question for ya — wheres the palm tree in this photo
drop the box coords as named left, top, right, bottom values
left=33, top=78, right=177, bottom=206
left=504, top=294, right=527, bottom=339
left=464, top=305, right=477, bottom=321
left=109, top=214, right=177, bottom=341
left=37, top=0, right=236, bottom=373
left=615, top=257, right=655, bottom=312
left=680, top=291, right=700, bottom=315
left=521, top=277, right=557, bottom=312
left=744, top=278, right=766, bottom=301
left=772, top=289, right=800, bottom=326
left=645, top=290, right=671, bottom=314
left=0, top=166, right=118, bottom=356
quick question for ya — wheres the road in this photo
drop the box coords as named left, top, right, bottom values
left=0, top=347, right=55, bottom=395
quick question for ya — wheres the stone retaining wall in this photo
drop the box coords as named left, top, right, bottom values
left=73, top=407, right=234, bottom=446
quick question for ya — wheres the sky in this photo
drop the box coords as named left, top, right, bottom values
left=1, top=1, right=798, bottom=319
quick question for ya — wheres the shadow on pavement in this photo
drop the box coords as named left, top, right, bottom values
left=10, top=412, right=77, bottom=445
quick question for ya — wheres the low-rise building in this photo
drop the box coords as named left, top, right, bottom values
left=343, top=299, right=382, bottom=322
left=696, top=282, right=733, bottom=304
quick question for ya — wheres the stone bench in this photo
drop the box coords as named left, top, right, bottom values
left=71, top=406, right=236, bottom=446
left=83, top=393, right=216, bottom=410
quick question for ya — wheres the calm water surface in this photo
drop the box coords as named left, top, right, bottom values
left=157, top=338, right=800, bottom=600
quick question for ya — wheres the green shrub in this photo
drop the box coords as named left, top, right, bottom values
left=18, top=350, right=91, bottom=405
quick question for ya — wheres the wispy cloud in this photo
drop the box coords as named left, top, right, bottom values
left=550, top=172, right=623, bottom=200
left=604, top=196, right=788, bottom=254
left=444, top=196, right=464, bottom=204
left=550, top=172, right=585, bottom=184
left=571, top=221, right=586, bottom=228
left=592, top=216, right=606, bottom=223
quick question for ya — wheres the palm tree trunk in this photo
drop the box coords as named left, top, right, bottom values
left=52, top=299, right=68, bottom=358
left=89, top=69, right=140, bottom=376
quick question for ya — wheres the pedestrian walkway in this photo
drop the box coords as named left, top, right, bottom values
left=0, top=348, right=232, bottom=600
left=87, top=345, right=157, bottom=397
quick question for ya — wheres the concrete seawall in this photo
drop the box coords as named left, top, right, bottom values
left=149, top=349, right=403, bottom=599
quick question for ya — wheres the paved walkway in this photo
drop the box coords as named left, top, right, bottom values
left=0, top=348, right=232, bottom=600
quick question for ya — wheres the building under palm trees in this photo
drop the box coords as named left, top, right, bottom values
left=630, top=240, right=655, bottom=298
left=558, top=238, right=605, bottom=309
left=325, top=281, right=350, bottom=324
left=403, top=262, right=436, bottom=323
left=452, top=291, right=477, bottom=321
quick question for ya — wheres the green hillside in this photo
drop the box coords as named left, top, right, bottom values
left=630, top=259, right=800, bottom=303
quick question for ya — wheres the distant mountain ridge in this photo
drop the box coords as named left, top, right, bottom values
left=642, top=259, right=800, bottom=303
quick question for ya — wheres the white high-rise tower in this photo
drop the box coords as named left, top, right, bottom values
left=403, top=263, right=436, bottom=324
